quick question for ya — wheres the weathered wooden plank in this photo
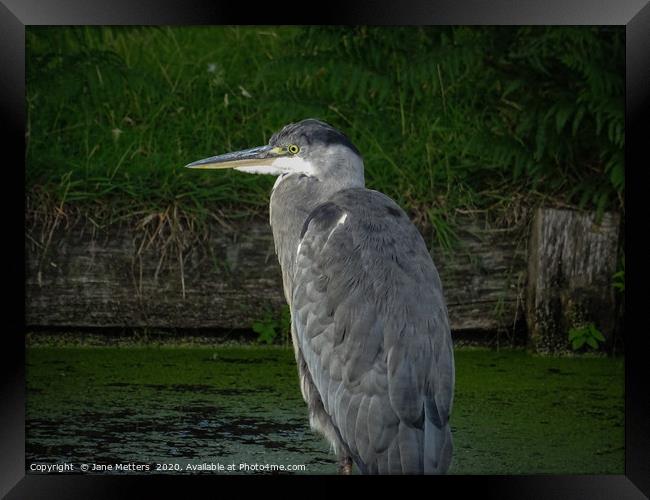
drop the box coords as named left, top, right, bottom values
left=526, top=208, right=620, bottom=353
left=25, top=214, right=527, bottom=334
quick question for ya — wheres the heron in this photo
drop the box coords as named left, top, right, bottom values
left=185, top=119, right=455, bottom=474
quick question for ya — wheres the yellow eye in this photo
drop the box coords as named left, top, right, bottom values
left=288, top=144, right=300, bottom=155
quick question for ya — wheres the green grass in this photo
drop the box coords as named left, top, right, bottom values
left=26, top=26, right=624, bottom=240
left=27, top=27, right=294, bottom=220
left=26, top=345, right=624, bottom=474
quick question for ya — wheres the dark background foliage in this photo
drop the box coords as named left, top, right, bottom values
left=26, top=26, right=624, bottom=238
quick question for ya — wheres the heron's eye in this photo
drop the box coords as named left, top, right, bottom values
left=288, top=144, right=300, bottom=155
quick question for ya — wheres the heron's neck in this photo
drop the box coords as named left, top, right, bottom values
left=271, top=151, right=365, bottom=223
left=269, top=170, right=363, bottom=305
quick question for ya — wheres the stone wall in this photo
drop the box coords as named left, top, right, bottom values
left=25, top=213, right=528, bottom=334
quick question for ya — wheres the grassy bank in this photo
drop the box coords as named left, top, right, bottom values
left=26, top=344, right=623, bottom=474
left=27, top=26, right=624, bottom=248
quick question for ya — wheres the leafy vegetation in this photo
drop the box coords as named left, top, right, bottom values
left=569, top=322, right=606, bottom=351
left=252, top=306, right=291, bottom=345
left=26, top=26, right=624, bottom=241
left=613, top=255, right=625, bottom=293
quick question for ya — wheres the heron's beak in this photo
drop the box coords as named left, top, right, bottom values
left=184, top=145, right=286, bottom=170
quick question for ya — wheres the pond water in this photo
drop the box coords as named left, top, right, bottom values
left=26, top=345, right=624, bottom=475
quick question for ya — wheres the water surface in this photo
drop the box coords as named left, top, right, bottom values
left=26, top=345, right=624, bottom=475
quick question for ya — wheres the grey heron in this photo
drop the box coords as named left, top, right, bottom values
left=185, top=119, right=455, bottom=474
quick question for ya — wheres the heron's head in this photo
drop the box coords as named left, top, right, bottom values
left=185, top=119, right=365, bottom=188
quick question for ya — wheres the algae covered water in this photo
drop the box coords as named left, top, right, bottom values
left=26, top=344, right=624, bottom=475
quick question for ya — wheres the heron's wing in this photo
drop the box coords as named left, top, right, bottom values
left=291, top=188, right=454, bottom=474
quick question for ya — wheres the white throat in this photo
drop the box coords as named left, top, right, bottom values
left=234, top=156, right=315, bottom=177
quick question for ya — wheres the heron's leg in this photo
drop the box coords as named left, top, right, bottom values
left=337, top=456, right=353, bottom=475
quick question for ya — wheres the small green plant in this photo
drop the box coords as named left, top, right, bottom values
left=252, top=317, right=276, bottom=345
left=612, top=255, right=624, bottom=293
left=252, top=306, right=291, bottom=345
left=568, top=323, right=605, bottom=351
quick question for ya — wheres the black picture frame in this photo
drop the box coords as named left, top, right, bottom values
left=2, top=1, right=647, bottom=497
